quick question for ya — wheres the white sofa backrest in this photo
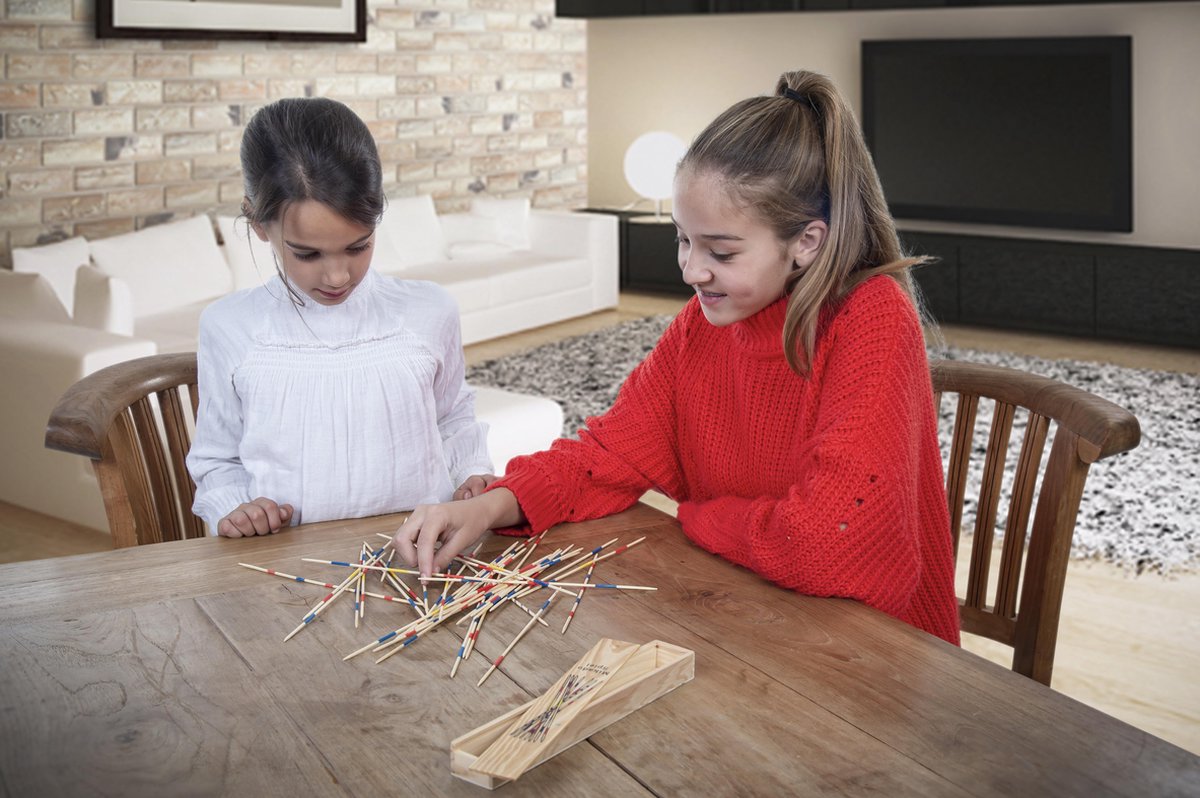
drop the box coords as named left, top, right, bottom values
left=467, top=197, right=530, bottom=250
left=376, top=195, right=446, bottom=273
left=216, top=214, right=278, bottom=292
left=88, top=215, right=232, bottom=319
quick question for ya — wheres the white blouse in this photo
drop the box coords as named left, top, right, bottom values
left=187, top=268, right=492, bottom=531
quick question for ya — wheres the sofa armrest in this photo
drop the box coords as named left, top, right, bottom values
left=0, top=318, right=156, bottom=381
left=72, top=265, right=135, bottom=336
left=0, top=318, right=157, bottom=530
left=527, top=210, right=620, bottom=308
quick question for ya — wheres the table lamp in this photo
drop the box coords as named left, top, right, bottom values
left=623, top=131, right=687, bottom=220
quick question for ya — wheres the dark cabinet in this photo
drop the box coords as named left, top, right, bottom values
left=644, top=0, right=709, bottom=12
left=899, top=230, right=1200, bottom=347
left=556, top=0, right=642, bottom=17
left=624, top=215, right=688, bottom=295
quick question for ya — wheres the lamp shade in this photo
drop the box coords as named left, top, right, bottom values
left=623, top=131, right=687, bottom=202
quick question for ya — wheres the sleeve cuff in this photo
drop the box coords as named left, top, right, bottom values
left=193, top=483, right=252, bottom=533
left=488, top=459, right=566, bottom=534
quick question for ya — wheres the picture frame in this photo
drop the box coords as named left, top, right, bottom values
left=95, top=0, right=367, bottom=42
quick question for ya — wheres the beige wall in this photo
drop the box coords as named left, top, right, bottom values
left=587, top=2, right=1200, bottom=249
left=0, top=0, right=588, bottom=266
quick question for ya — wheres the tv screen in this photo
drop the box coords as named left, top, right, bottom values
left=861, top=36, right=1132, bottom=232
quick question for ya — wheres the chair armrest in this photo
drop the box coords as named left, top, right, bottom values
left=527, top=210, right=620, bottom=308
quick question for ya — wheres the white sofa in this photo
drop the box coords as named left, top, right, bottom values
left=1, top=197, right=617, bottom=533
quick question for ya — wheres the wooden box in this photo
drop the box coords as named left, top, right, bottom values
left=450, top=639, right=694, bottom=789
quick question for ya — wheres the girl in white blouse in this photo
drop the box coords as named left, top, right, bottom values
left=186, top=97, right=494, bottom=537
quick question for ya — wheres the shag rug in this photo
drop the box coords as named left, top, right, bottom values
left=467, top=315, right=1199, bottom=575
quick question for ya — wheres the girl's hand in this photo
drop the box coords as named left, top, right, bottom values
left=217, top=498, right=293, bottom=537
left=393, top=488, right=522, bottom=577
left=453, top=473, right=498, bottom=500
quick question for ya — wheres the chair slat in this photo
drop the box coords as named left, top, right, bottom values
left=130, top=396, right=183, bottom=543
left=91, top=437, right=137, bottom=549
left=1012, top=427, right=1093, bottom=685
left=109, top=410, right=161, bottom=546
left=159, top=386, right=203, bottom=540
left=944, top=393, right=979, bottom=560
left=995, top=411, right=1050, bottom=619
left=965, top=400, right=1016, bottom=611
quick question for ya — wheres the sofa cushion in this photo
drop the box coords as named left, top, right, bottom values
left=216, top=215, right=276, bottom=291
left=73, top=265, right=134, bottom=336
left=376, top=195, right=446, bottom=271
left=0, top=269, right=71, bottom=324
left=400, top=263, right=493, bottom=314
left=89, top=215, right=231, bottom=318
left=11, top=236, right=90, bottom=317
left=470, top=197, right=531, bottom=250
left=490, top=255, right=589, bottom=305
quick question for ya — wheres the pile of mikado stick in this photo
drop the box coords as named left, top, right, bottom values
left=239, top=532, right=653, bottom=686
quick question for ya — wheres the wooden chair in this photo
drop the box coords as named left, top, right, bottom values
left=45, top=352, right=203, bottom=548
left=930, top=359, right=1140, bottom=686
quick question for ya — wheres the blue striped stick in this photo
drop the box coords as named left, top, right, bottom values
left=561, top=553, right=598, bottom=634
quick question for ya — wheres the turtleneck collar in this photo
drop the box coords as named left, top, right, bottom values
left=729, top=294, right=790, bottom=355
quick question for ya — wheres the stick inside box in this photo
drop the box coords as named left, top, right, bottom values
left=451, top=639, right=696, bottom=789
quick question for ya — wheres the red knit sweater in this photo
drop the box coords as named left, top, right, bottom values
left=491, top=275, right=960, bottom=645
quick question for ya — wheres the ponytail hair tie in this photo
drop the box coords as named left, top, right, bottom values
left=782, top=87, right=816, bottom=113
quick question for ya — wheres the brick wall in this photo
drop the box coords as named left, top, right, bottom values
left=0, top=0, right=587, bottom=266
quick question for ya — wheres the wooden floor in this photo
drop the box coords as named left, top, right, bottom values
left=2, top=290, right=1197, bottom=757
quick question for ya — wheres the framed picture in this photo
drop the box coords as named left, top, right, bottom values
left=95, top=0, right=367, bottom=42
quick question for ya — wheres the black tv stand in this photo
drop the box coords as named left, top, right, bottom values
left=902, top=230, right=1199, bottom=348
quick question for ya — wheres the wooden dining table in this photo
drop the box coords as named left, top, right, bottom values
left=1, top=502, right=1196, bottom=796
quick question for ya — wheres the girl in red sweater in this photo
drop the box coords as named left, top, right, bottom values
left=394, top=70, right=960, bottom=644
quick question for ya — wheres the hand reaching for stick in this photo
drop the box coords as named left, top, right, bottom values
left=393, top=488, right=524, bottom=577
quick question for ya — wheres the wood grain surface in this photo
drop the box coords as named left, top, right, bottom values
left=1, top=503, right=1196, bottom=797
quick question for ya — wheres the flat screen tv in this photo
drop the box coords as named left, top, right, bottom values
left=861, top=36, right=1132, bottom=233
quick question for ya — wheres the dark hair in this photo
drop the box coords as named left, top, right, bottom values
left=678, top=70, right=925, bottom=375
left=240, top=97, right=384, bottom=231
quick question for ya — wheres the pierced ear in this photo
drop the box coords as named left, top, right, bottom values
left=789, top=220, right=828, bottom=271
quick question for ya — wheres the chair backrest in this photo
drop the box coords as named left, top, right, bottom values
left=930, top=358, right=1140, bottom=686
left=45, top=352, right=202, bottom=548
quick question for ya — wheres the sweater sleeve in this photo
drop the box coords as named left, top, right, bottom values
left=186, top=302, right=254, bottom=532
left=488, top=310, right=692, bottom=534
left=675, top=287, right=932, bottom=618
left=431, top=295, right=493, bottom=486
